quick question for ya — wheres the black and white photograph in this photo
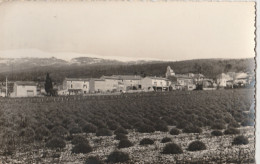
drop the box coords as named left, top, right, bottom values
left=0, top=1, right=256, bottom=163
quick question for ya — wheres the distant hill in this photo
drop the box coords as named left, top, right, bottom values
left=0, top=57, right=255, bottom=83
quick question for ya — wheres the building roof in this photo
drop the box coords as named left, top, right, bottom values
left=101, top=75, right=142, bottom=80
left=146, top=76, right=169, bottom=81
left=15, top=81, right=37, bottom=86
left=64, top=78, right=91, bottom=81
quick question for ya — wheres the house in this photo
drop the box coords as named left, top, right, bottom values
left=216, top=73, right=233, bottom=87
left=216, top=72, right=253, bottom=88
left=63, top=78, right=93, bottom=95
left=12, top=81, right=37, bottom=97
left=99, top=75, right=142, bottom=92
left=141, top=76, right=171, bottom=91
left=174, top=74, right=195, bottom=90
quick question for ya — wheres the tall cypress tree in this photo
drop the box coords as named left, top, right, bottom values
left=45, top=73, right=53, bottom=96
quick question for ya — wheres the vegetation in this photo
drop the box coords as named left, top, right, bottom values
left=161, top=137, right=172, bottom=143
left=140, top=138, right=154, bottom=145
left=118, top=139, right=133, bottom=148
left=232, top=136, right=249, bottom=145
left=162, top=143, right=183, bottom=154
left=85, top=156, right=104, bottom=164
left=107, top=151, right=130, bottom=163
left=211, top=130, right=223, bottom=136
left=45, top=137, right=66, bottom=149
left=187, top=141, right=206, bottom=151
left=224, top=128, right=240, bottom=135
left=1, top=58, right=254, bottom=82
left=169, top=128, right=180, bottom=135
left=72, top=143, right=92, bottom=154
left=0, top=89, right=254, bottom=163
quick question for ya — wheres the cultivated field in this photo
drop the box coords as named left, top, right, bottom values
left=0, top=89, right=255, bottom=164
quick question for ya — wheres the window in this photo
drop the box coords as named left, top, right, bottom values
left=71, top=84, right=73, bottom=88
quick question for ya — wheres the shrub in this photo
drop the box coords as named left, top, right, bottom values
left=85, top=156, right=104, bottom=164
left=71, top=135, right=88, bottom=145
left=224, top=128, right=240, bottom=135
left=140, top=138, right=154, bottom=145
left=96, top=128, right=112, bottom=136
left=137, top=124, right=155, bottom=133
left=232, top=135, right=249, bottom=145
left=114, top=133, right=128, bottom=140
left=176, top=121, right=189, bottom=129
left=51, top=126, right=69, bottom=137
left=187, top=141, right=206, bottom=151
left=154, top=122, right=168, bottom=132
left=183, top=126, right=202, bottom=134
left=161, top=137, right=172, bottom=143
left=19, top=127, right=35, bottom=143
left=69, top=125, right=82, bottom=134
left=211, top=130, right=223, bottom=136
left=107, top=151, right=130, bottom=163
left=169, top=128, right=180, bottom=135
left=118, top=139, right=133, bottom=148
left=72, top=143, right=92, bottom=154
left=46, top=137, right=66, bottom=149
left=35, top=126, right=51, bottom=140
left=114, top=127, right=128, bottom=135
left=211, top=123, right=226, bottom=130
left=162, top=143, right=183, bottom=154
left=107, top=121, right=119, bottom=131
left=241, top=118, right=254, bottom=126
left=228, top=121, right=240, bottom=128
left=83, top=123, right=97, bottom=133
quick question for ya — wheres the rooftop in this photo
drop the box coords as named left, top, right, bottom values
left=101, top=75, right=142, bottom=80
left=15, top=81, right=37, bottom=86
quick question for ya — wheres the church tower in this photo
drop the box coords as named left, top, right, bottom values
left=166, top=66, right=175, bottom=78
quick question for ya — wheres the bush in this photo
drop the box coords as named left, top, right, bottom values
left=107, top=121, right=119, bottom=131
left=46, top=137, right=66, bottom=149
left=224, top=128, right=240, bottom=135
left=107, top=151, right=130, bottom=163
left=51, top=126, right=69, bottom=137
left=72, top=143, right=92, bottom=154
left=162, top=143, right=183, bottom=154
left=83, top=123, right=97, bottom=133
left=228, top=121, right=240, bottom=128
left=140, top=138, right=154, bottom=145
left=137, top=124, right=155, bottom=133
left=85, top=156, right=104, bottom=164
left=241, top=118, right=254, bottom=126
left=114, top=133, right=128, bottom=140
left=154, top=122, right=168, bottom=132
left=114, top=127, right=128, bottom=135
left=118, top=139, right=133, bottom=148
left=169, top=128, right=180, bottom=135
left=35, top=126, right=51, bottom=140
left=211, top=123, right=226, bottom=130
left=19, top=127, right=35, bottom=143
left=183, top=126, right=202, bottom=134
left=96, top=128, right=112, bottom=136
left=69, top=125, right=82, bottom=134
left=187, top=141, right=206, bottom=151
left=161, top=137, right=172, bottom=143
left=232, top=135, right=249, bottom=145
left=71, top=135, right=88, bottom=145
left=176, top=121, right=190, bottom=129
left=211, top=130, right=223, bottom=136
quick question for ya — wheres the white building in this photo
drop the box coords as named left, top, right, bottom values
left=13, top=81, right=37, bottom=97
left=141, top=76, right=171, bottom=91
left=63, top=78, right=93, bottom=95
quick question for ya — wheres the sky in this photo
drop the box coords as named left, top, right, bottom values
left=0, top=1, right=256, bottom=61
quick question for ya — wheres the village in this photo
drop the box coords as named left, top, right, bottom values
left=0, top=66, right=254, bottom=97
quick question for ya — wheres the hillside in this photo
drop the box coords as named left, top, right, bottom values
left=0, top=57, right=255, bottom=83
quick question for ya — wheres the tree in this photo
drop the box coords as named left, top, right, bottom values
left=45, top=73, right=53, bottom=96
